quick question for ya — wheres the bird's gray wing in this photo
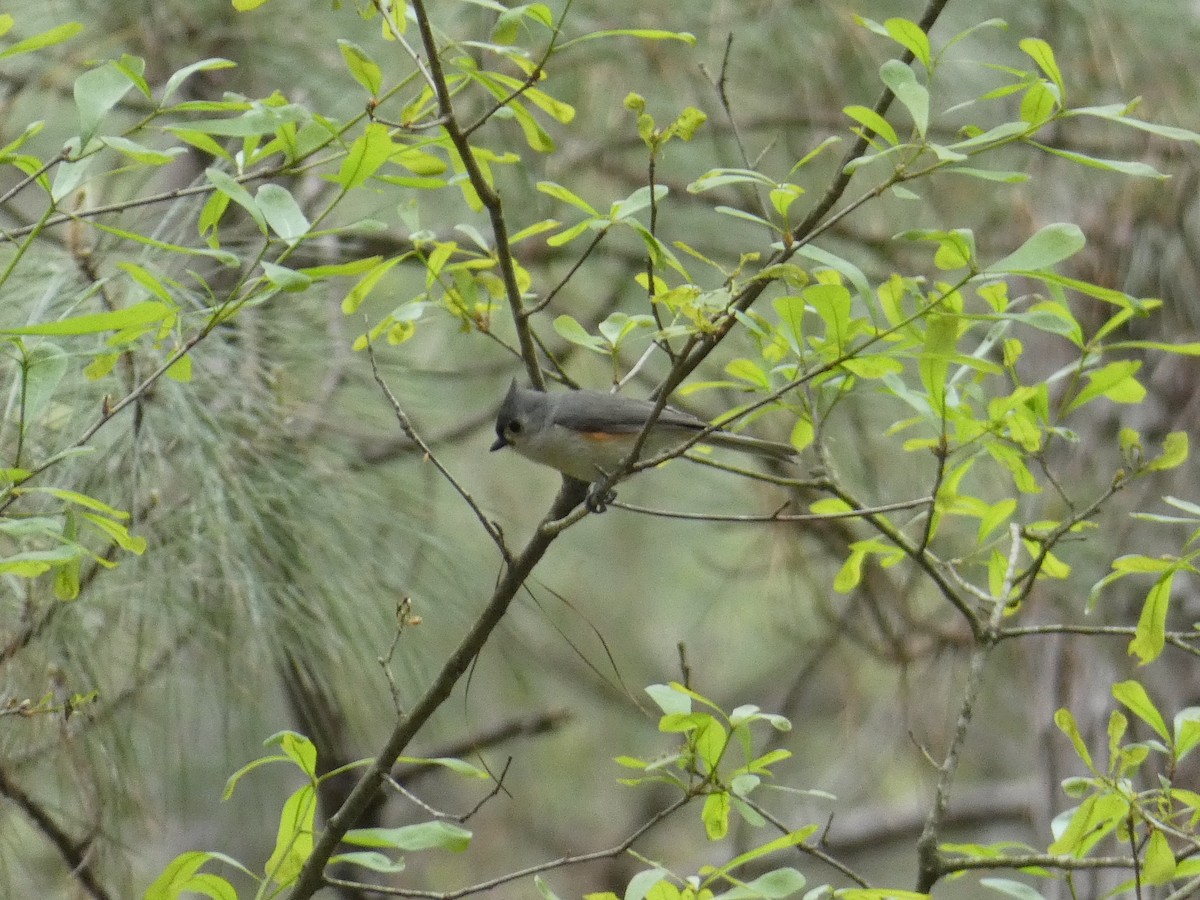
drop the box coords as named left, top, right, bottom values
left=550, top=390, right=706, bottom=433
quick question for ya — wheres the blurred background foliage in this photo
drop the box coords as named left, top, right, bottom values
left=2, top=1, right=1199, bottom=898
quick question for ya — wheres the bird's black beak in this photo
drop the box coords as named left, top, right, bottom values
left=490, top=434, right=507, bottom=451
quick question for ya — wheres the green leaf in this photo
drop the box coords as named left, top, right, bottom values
left=144, top=851, right=236, bottom=900
left=705, top=829, right=817, bottom=886
left=222, top=754, right=289, bottom=800
left=300, top=256, right=383, bottom=279
left=256, top=183, right=310, bottom=245
left=101, top=135, right=185, bottom=166
left=166, top=353, right=192, bottom=383
left=183, top=102, right=309, bottom=137
left=834, top=546, right=867, bottom=593
left=261, top=261, right=312, bottom=292
left=328, top=851, right=406, bottom=873
left=557, top=29, right=695, bottom=50
left=1020, top=81, right=1059, bottom=126
left=1019, top=38, right=1065, bottom=99
left=75, top=61, right=137, bottom=143
left=1070, top=105, right=1200, bottom=145
left=1032, top=142, right=1165, bottom=178
left=162, top=58, right=236, bottom=102
left=805, top=282, right=852, bottom=348
left=0, top=21, right=84, bottom=60
left=536, top=180, right=598, bottom=214
left=334, top=122, right=393, bottom=190
left=725, top=358, right=770, bottom=390
left=19, top=343, right=68, bottom=424
left=689, top=167, right=777, bottom=192
left=1064, top=361, right=1144, bottom=413
left=266, top=730, right=318, bottom=778
left=611, top=184, right=667, bottom=220
left=80, top=513, right=147, bottom=554
left=843, top=105, right=898, bottom=146
left=919, top=313, right=957, bottom=413
left=341, top=255, right=403, bottom=315
left=884, top=18, right=931, bottom=69
left=338, top=40, right=383, bottom=95
left=976, top=879, right=1049, bottom=900
left=1054, top=708, right=1094, bottom=771
left=0, top=302, right=172, bottom=336
left=0, top=547, right=83, bottom=577
left=1174, top=708, right=1200, bottom=762
left=984, top=223, right=1085, bottom=273
left=712, top=868, right=806, bottom=899
left=29, top=488, right=130, bottom=518
left=1048, top=792, right=1125, bottom=856
left=645, top=683, right=691, bottom=715
left=393, top=756, right=489, bottom=778
left=343, top=822, right=471, bottom=852
left=1142, top=828, right=1176, bottom=884
left=1112, top=681, right=1168, bottom=740
left=553, top=314, right=606, bottom=352
left=702, top=791, right=730, bottom=841
left=943, top=166, right=1030, bottom=183
left=1146, top=431, right=1188, bottom=471
left=1129, top=572, right=1173, bottom=664
left=265, top=785, right=316, bottom=885
left=205, top=167, right=268, bottom=234
left=879, top=59, right=928, bottom=137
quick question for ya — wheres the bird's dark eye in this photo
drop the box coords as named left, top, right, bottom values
left=507, top=420, right=523, bottom=435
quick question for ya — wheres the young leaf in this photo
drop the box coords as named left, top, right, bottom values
left=983, top=223, right=1085, bottom=273
left=162, top=58, right=237, bottom=102
left=702, top=791, right=730, bottom=841
left=553, top=315, right=606, bottom=352
left=334, top=122, right=394, bottom=190
left=205, top=167, right=269, bottom=233
left=879, top=59, right=928, bottom=137
left=1112, top=681, right=1168, bottom=741
left=264, top=785, right=317, bottom=885
left=885, top=18, right=931, bottom=69
left=843, top=105, right=898, bottom=146
left=1019, top=38, right=1065, bottom=99
left=0, top=21, right=84, bottom=60
left=0, top=302, right=172, bottom=336
left=338, top=40, right=383, bottom=95
left=343, top=822, right=471, bottom=852
left=1129, top=571, right=1174, bottom=665
left=255, top=183, right=310, bottom=245
left=75, top=61, right=137, bottom=143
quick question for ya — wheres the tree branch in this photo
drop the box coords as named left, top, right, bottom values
left=284, top=481, right=585, bottom=900
left=0, top=765, right=113, bottom=900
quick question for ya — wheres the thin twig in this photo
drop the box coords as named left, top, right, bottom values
left=611, top=496, right=933, bottom=523
left=366, top=340, right=510, bottom=560
left=739, top=796, right=870, bottom=889
left=284, top=477, right=586, bottom=900
left=914, top=524, right=1018, bottom=893
left=385, top=757, right=512, bottom=822
left=653, top=0, right=955, bottom=402
left=322, top=795, right=691, bottom=899
left=391, top=709, right=572, bottom=785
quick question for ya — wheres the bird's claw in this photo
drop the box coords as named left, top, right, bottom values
left=585, top=482, right=617, bottom=513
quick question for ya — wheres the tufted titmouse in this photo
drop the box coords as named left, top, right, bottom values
left=491, top=380, right=796, bottom=484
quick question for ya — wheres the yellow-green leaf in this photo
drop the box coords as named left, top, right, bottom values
left=0, top=301, right=172, bottom=336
